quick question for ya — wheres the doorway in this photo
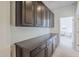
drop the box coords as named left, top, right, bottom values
left=59, top=17, right=74, bottom=48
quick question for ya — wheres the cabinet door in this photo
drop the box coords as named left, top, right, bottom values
left=16, top=45, right=22, bottom=57
left=47, top=38, right=53, bottom=57
left=52, top=35, right=59, bottom=51
left=35, top=49, right=45, bottom=57
left=30, top=44, right=46, bottom=57
left=41, top=3, right=46, bottom=27
left=16, top=1, right=22, bottom=26
left=22, top=1, right=35, bottom=26
left=49, top=12, right=54, bottom=27
left=35, top=2, right=42, bottom=27
left=45, top=8, right=50, bottom=27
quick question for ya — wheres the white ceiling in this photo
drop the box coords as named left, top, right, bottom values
left=43, top=1, right=76, bottom=10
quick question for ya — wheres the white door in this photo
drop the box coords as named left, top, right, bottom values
left=60, top=17, right=74, bottom=48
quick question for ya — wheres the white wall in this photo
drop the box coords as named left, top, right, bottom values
left=75, top=1, right=79, bottom=51
left=0, top=2, right=10, bottom=57
left=10, top=2, right=50, bottom=44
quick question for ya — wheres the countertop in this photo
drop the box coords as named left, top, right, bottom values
left=15, top=33, right=57, bottom=51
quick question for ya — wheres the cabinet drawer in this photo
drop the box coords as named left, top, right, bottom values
left=30, top=44, right=46, bottom=57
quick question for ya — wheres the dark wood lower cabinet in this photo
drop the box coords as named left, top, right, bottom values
left=15, top=33, right=59, bottom=57
left=47, top=38, right=53, bottom=57
left=16, top=45, right=22, bottom=57
left=33, top=48, right=46, bottom=57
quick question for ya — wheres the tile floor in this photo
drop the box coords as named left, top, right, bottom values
left=52, top=45, right=79, bottom=57
left=52, top=36, right=79, bottom=57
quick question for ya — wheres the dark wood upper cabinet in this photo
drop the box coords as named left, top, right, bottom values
left=34, top=2, right=42, bottom=27
left=49, top=11, right=54, bottom=27
left=16, top=1, right=22, bottom=26
left=41, top=2, right=47, bottom=27
left=45, top=8, right=50, bottom=27
left=22, top=1, right=35, bottom=26
left=16, top=1, right=54, bottom=27
left=16, top=1, right=35, bottom=26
